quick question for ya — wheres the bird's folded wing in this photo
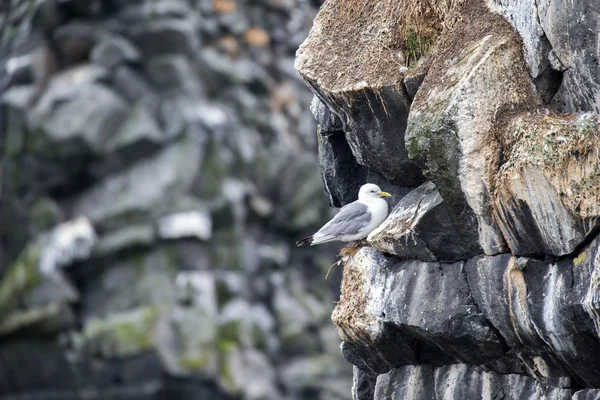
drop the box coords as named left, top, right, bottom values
left=316, top=202, right=371, bottom=237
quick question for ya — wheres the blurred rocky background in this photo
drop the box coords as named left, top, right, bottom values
left=0, top=0, right=354, bottom=399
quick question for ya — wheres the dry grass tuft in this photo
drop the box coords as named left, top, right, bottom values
left=297, top=0, right=464, bottom=90
left=497, top=112, right=600, bottom=218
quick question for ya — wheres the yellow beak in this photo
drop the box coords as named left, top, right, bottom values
left=378, top=192, right=391, bottom=197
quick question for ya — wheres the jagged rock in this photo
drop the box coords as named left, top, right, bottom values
left=463, top=234, right=600, bottom=387
left=93, top=224, right=155, bottom=257
left=163, top=304, right=219, bottom=376
left=332, top=247, right=505, bottom=373
left=112, top=66, right=161, bottom=112
left=486, top=0, right=600, bottom=112
left=406, top=3, right=540, bottom=256
left=0, top=302, right=74, bottom=336
left=434, top=364, right=571, bottom=400
left=103, top=103, right=166, bottom=156
left=524, top=236, right=600, bottom=388
left=574, top=389, right=600, bottom=400
left=493, top=113, right=600, bottom=256
left=368, top=181, right=481, bottom=261
left=310, top=96, right=368, bottom=207
left=295, top=0, right=425, bottom=186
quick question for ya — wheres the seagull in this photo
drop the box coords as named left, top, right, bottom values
left=296, top=183, right=391, bottom=246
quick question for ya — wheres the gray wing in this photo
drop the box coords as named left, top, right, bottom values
left=317, top=201, right=371, bottom=237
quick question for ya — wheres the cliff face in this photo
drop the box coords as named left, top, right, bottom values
left=296, top=0, right=600, bottom=398
left=0, top=1, right=353, bottom=399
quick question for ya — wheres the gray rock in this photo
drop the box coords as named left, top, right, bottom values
left=573, top=389, right=600, bottom=400
left=487, top=0, right=600, bottom=112
left=30, top=77, right=128, bottom=157
left=91, top=35, right=141, bottom=69
left=374, top=365, right=435, bottom=400
left=129, top=19, right=200, bottom=58
left=146, top=55, right=203, bottom=95
left=310, top=95, right=343, bottom=134
left=93, top=224, right=155, bottom=257
left=103, top=103, right=165, bottom=154
left=434, top=364, right=571, bottom=400
left=524, top=235, right=600, bottom=387
left=81, top=306, right=160, bottom=359
left=352, top=366, right=378, bottom=400
left=493, top=113, right=600, bottom=256
left=71, top=136, right=202, bottom=228
left=318, top=131, right=368, bottom=208
left=465, top=254, right=572, bottom=380
left=112, top=66, right=161, bottom=112
left=403, top=71, right=426, bottom=102
left=332, top=247, right=505, bottom=373
left=405, top=6, right=540, bottom=256
left=199, top=49, right=273, bottom=95
left=368, top=181, right=481, bottom=261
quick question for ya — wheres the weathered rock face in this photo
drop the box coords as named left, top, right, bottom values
left=494, top=113, right=600, bottom=256
left=296, top=0, right=600, bottom=398
left=0, top=0, right=352, bottom=399
left=295, top=0, right=426, bottom=187
left=486, top=0, right=600, bottom=113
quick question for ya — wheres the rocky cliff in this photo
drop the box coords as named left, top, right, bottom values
left=0, top=1, right=353, bottom=399
left=296, top=0, right=600, bottom=398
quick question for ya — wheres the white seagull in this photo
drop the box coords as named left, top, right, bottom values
left=296, top=183, right=391, bottom=246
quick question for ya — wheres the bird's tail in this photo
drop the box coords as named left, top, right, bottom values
left=296, top=236, right=313, bottom=247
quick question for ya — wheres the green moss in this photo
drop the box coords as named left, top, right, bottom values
left=30, top=198, right=61, bottom=231
left=402, top=29, right=438, bottom=67
left=406, top=116, right=478, bottom=238
left=180, top=353, right=211, bottom=370
left=218, top=345, right=238, bottom=390
left=220, top=321, right=240, bottom=342
left=0, top=244, right=42, bottom=316
left=250, top=324, right=266, bottom=350
left=83, top=306, right=159, bottom=358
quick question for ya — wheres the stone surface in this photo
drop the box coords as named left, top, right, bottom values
left=332, top=247, right=505, bottom=373
left=368, top=181, right=481, bottom=261
left=493, top=113, right=600, bottom=256
left=486, top=0, right=600, bottom=113
left=406, top=2, right=540, bottom=256
left=295, top=0, right=425, bottom=186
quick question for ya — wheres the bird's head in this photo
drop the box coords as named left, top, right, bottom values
left=358, top=183, right=391, bottom=200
